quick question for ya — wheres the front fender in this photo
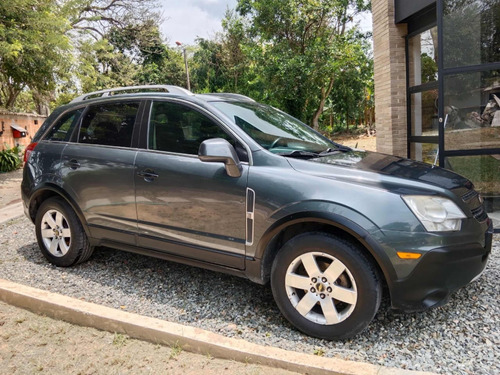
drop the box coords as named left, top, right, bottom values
left=253, top=201, right=397, bottom=285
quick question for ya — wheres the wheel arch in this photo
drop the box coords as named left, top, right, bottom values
left=28, top=184, right=92, bottom=239
left=255, top=212, right=396, bottom=288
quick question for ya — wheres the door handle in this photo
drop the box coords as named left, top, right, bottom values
left=67, top=159, right=80, bottom=170
left=138, top=169, right=159, bottom=181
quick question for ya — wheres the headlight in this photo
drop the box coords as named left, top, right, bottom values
left=402, top=195, right=466, bottom=232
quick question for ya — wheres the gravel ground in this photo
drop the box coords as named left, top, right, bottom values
left=0, top=216, right=498, bottom=375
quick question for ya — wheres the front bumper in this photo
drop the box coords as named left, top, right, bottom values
left=389, top=223, right=493, bottom=312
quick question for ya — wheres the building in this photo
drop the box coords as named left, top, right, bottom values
left=0, top=111, right=46, bottom=150
left=373, top=0, right=500, bottom=230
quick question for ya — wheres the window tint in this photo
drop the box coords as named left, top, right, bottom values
left=78, top=102, right=139, bottom=147
left=45, top=108, right=83, bottom=142
left=149, top=101, right=248, bottom=161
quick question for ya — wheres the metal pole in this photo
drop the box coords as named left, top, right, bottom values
left=183, top=48, right=191, bottom=91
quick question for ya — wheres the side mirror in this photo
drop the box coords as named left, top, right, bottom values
left=198, top=138, right=242, bottom=178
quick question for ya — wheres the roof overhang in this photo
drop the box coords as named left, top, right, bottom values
left=10, top=124, right=26, bottom=132
left=395, top=0, right=435, bottom=24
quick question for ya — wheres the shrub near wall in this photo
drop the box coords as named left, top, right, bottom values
left=0, top=146, right=22, bottom=172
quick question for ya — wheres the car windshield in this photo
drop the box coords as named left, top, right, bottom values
left=211, top=101, right=335, bottom=154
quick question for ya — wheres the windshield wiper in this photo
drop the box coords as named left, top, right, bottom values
left=278, top=143, right=352, bottom=159
left=320, top=143, right=352, bottom=155
left=277, top=150, right=320, bottom=158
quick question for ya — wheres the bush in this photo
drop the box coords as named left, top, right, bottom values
left=0, top=145, right=23, bottom=172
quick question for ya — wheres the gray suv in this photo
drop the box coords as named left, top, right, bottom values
left=21, top=85, right=493, bottom=339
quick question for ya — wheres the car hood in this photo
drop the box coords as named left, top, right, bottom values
left=286, top=150, right=471, bottom=191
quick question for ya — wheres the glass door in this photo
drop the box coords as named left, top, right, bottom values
left=437, top=0, right=500, bottom=230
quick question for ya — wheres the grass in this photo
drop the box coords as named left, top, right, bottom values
left=169, top=341, right=183, bottom=360
left=112, top=332, right=128, bottom=347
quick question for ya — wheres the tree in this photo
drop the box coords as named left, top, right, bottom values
left=192, top=38, right=228, bottom=93
left=0, top=0, right=163, bottom=112
left=236, top=0, right=371, bottom=129
left=64, top=0, right=160, bottom=40
left=192, top=10, right=257, bottom=95
left=0, top=0, right=71, bottom=111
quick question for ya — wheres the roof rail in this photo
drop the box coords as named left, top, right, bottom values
left=202, top=93, right=256, bottom=102
left=70, top=85, right=193, bottom=103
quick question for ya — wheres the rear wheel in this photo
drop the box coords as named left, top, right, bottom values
left=35, top=197, right=94, bottom=267
left=271, top=233, right=382, bottom=340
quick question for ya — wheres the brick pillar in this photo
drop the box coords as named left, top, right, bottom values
left=372, top=0, right=408, bottom=157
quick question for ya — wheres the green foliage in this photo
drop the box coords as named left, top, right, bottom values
left=0, top=145, right=22, bottom=172
left=234, top=0, right=373, bottom=130
left=0, top=0, right=72, bottom=109
left=0, top=0, right=163, bottom=110
left=421, top=53, right=437, bottom=82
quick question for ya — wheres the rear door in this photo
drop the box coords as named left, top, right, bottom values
left=134, top=99, right=249, bottom=269
left=60, top=100, right=143, bottom=244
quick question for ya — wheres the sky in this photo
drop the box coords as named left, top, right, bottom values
left=160, top=0, right=238, bottom=46
left=160, top=0, right=373, bottom=47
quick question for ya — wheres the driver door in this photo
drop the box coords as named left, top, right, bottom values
left=134, top=100, right=249, bottom=269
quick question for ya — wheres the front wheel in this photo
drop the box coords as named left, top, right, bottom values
left=271, top=233, right=382, bottom=340
left=35, top=197, right=94, bottom=267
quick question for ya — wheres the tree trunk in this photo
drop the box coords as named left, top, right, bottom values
left=5, top=87, right=21, bottom=110
left=346, top=108, right=349, bottom=132
left=32, top=90, right=51, bottom=116
left=311, top=77, right=335, bottom=130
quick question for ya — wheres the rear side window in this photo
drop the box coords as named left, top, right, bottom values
left=45, top=109, right=83, bottom=142
left=78, top=102, right=139, bottom=147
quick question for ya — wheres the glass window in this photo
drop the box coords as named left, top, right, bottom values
left=148, top=101, right=248, bottom=161
left=45, top=109, right=83, bottom=142
left=411, top=90, right=439, bottom=136
left=408, top=27, right=438, bottom=87
left=445, top=154, right=500, bottom=229
left=78, top=102, right=139, bottom=147
left=410, top=142, right=438, bottom=165
left=211, top=101, right=334, bottom=153
left=444, top=69, right=500, bottom=150
left=443, top=0, right=500, bottom=69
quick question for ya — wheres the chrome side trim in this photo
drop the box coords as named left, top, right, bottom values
left=246, top=188, right=256, bottom=246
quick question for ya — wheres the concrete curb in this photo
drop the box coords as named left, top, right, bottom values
left=0, top=202, right=24, bottom=224
left=0, top=279, right=437, bottom=375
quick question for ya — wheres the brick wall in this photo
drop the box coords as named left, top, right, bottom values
left=0, top=111, right=47, bottom=150
left=372, top=0, right=408, bottom=157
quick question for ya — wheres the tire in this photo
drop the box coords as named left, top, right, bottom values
left=35, top=197, right=94, bottom=267
left=271, top=232, right=382, bottom=340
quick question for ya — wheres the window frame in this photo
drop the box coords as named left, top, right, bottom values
left=76, top=100, right=145, bottom=149
left=42, top=108, right=84, bottom=143
left=406, top=25, right=440, bottom=160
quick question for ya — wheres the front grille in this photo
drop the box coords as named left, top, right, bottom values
left=461, top=189, right=479, bottom=202
left=471, top=206, right=489, bottom=223
left=453, top=185, right=489, bottom=224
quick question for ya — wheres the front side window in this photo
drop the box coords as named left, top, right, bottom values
left=148, top=101, right=246, bottom=159
left=45, top=108, right=83, bottom=142
left=78, top=102, right=139, bottom=147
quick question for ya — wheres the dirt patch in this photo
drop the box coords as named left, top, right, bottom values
left=334, top=134, right=377, bottom=152
left=0, top=169, right=22, bottom=209
left=0, top=302, right=299, bottom=375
